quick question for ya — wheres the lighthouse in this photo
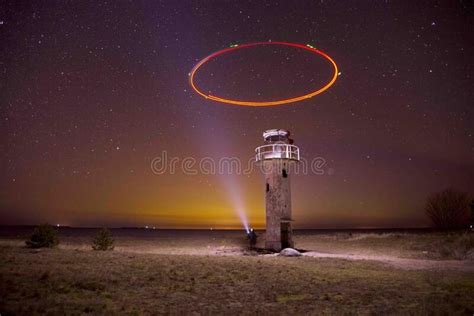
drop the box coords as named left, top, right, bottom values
left=255, top=129, right=300, bottom=251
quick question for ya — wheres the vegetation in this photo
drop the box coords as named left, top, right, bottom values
left=25, top=224, right=59, bottom=248
left=92, top=228, right=114, bottom=251
left=435, top=233, right=474, bottom=260
left=425, top=188, right=470, bottom=229
left=1, top=244, right=473, bottom=315
left=296, top=231, right=474, bottom=260
left=1, top=229, right=473, bottom=314
left=470, top=200, right=474, bottom=224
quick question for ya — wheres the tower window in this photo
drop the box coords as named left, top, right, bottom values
left=266, top=183, right=270, bottom=192
left=282, top=169, right=288, bottom=178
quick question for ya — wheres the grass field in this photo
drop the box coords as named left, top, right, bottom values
left=1, top=228, right=473, bottom=315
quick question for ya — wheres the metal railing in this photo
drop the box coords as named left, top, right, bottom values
left=255, top=144, right=300, bottom=162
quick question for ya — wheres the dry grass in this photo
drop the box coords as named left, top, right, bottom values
left=296, top=231, right=474, bottom=260
left=0, top=228, right=473, bottom=315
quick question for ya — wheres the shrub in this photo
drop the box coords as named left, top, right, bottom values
left=437, top=233, right=474, bottom=259
left=470, top=200, right=474, bottom=223
left=26, top=224, right=59, bottom=248
left=425, top=188, right=470, bottom=229
left=92, top=228, right=114, bottom=251
left=454, top=233, right=474, bottom=259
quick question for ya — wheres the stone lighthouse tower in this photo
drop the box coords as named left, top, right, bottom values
left=255, top=129, right=300, bottom=251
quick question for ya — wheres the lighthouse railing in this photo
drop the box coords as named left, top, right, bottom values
left=255, top=144, right=300, bottom=162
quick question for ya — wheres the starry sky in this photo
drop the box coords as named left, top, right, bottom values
left=1, top=1, right=473, bottom=229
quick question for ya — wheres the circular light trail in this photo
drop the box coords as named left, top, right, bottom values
left=189, top=41, right=339, bottom=106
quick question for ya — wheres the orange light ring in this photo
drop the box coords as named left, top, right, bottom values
left=189, top=41, right=338, bottom=106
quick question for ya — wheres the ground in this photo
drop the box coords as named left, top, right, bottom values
left=0, top=228, right=473, bottom=315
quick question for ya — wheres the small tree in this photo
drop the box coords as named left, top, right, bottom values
left=26, top=224, right=59, bottom=248
left=92, top=228, right=114, bottom=251
left=425, top=188, right=470, bottom=229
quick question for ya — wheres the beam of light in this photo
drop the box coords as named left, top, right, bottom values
left=190, top=121, right=252, bottom=232
left=189, top=41, right=339, bottom=107
left=227, top=183, right=250, bottom=233
left=221, top=175, right=250, bottom=233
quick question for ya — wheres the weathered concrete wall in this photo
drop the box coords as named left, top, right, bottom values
left=264, top=159, right=294, bottom=251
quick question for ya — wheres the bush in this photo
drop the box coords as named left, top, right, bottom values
left=436, top=233, right=474, bottom=259
left=26, top=224, right=59, bottom=248
left=470, top=200, right=474, bottom=223
left=92, top=228, right=114, bottom=251
left=425, top=188, right=470, bottom=229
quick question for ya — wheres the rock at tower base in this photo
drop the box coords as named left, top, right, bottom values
left=279, top=248, right=302, bottom=257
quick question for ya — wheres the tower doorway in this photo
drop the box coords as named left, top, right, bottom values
left=281, top=222, right=292, bottom=249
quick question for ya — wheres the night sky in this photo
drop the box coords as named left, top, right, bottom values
left=1, top=1, right=473, bottom=229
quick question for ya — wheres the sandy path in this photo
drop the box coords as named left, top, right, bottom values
left=2, top=239, right=472, bottom=272
left=303, top=251, right=474, bottom=272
